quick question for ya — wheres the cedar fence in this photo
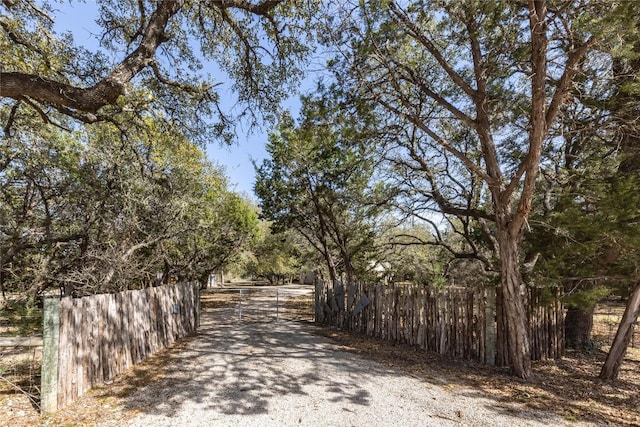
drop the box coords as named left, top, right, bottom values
left=41, top=281, right=200, bottom=413
left=315, top=281, right=563, bottom=367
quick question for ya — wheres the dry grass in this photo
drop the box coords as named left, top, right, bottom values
left=592, top=301, right=640, bottom=350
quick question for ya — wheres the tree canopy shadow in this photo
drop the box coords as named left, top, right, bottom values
left=92, top=303, right=613, bottom=426
left=106, top=308, right=379, bottom=418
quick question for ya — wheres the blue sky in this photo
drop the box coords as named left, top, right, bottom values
left=52, top=1, right=318, bottom=198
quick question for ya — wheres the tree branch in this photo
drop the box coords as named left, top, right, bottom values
left=398, top=144, right=494, bottom=221
left=392, top=59, right=478, bottom=129
left=0, top=18, right=53, bottom=69
left=508, top=0, right=548, bottom=235
left=3, top=101, right=20, bottom=137
left=388, top=1, right=477, bottom=99
left=210, top=0, right=282, bottom=16
left=545, top=36, right=595, bottom=126
left=1, top=0, right=185, bottom=114
left=374, top=92, right=498, bottom=186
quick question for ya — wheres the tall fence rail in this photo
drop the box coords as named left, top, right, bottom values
left=315, top=281, right=563, bottom=367
left=41, top=281, right=200, bottom=413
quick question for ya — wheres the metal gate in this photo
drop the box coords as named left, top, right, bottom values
left=202, top=285, right=315, bottom=322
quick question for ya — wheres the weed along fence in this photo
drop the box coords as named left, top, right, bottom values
left=315, top=281, right=563, bottom=367
left=41, top=281, right=200, bottom=413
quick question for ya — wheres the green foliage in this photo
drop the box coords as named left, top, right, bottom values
left=1, top=0, right=318, bottom=144
left=0, top=118, right=258, bottom=297
left=563, top=288, right=612, bottom=311
left=376, top=223, right=444, bottom=284
left=0, top=299, right=43, bottom=336
left=255, top=90, right=386, bottom=282
left=244, top=229, right=304, bottom=285
left=529, top=164, right=640, bottom=304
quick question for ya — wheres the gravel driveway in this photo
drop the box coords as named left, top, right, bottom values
left=113, top=293, right=583, bottom=427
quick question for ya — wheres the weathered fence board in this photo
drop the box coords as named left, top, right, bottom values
left=41, top=281, right=199, bottom=413
left=0, top=336, right=42, bottom=347
left=41, top=298, right=60, bottom=413
left=316, top=281, right=564, bottom=367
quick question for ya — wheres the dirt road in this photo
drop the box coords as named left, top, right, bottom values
left=112, top=288, right=585, bottom=427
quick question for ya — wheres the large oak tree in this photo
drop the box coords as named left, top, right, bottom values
left=1, top=0, right=315, bottom=141
left=323, top=0, right=623, bottom=379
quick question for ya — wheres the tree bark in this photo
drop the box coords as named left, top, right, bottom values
left=599, top=282, right=640, bottom=380
left=564, top=306, right=595, bottom=350
left=497, top=225, right=532, bottom=379
left=488, top=0, right=551, bottom=380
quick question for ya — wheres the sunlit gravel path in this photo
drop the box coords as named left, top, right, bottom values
left=113, top=294, right=590, bottom=427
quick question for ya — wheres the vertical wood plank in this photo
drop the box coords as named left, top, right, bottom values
left=316, top=281, right=564, bottom=368
left=485, top=287, right=496, bottom=366
left=41, top=298, right=60, bottom=414
left=73, top=298, right=83, bottom=399
left=57, top=297, right=74, bottom=407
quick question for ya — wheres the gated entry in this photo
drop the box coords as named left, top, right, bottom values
left=203, top=285, right=315, bottom=322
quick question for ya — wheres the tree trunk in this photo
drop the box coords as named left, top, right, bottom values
left=564, top=306, right=595, bottom=350
left=495, top=287, right=510, bottom=366
left=324, top=252, right=339, bottom=287
left=498, top=228, right=532, bottom=379
left=599, top=282, right=640, bottom=380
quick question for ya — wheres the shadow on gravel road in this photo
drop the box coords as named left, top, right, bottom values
left=110, top=308, right=391, bottom=418
left=93, top=301, right=620, bottom=426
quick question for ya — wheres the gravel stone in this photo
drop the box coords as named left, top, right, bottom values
left=115, top=303, right=588, bottom=427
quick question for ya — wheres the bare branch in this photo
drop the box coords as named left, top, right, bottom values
left=20, top=97, right=51, bottom=124
left=149, top=61, right=220, bottom=96
left=545, top=36, right=595, bottom=126
left=464, top=15, right=503, bottom=188
left=399, top=142, right=494, bottom=221
left=375, top=91, right=497, bottom=186
left=391, top=59, right=478, bottom=129
left=4, top=101, right=20, bottom=137
left=388, top=233, right=491, bottom=266
left=19, top=0, right=54, bottom=23
left=130, top=0, right=148, bottom=44
left=388, top=1, right=477, bottom=99
left=210, top=0, right=282, bottom=16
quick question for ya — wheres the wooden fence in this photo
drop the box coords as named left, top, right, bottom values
left=41, top=282, right=200, bottom=413
left=315, top=281, right=563, bottom=366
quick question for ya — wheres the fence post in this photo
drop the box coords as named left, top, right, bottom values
left=276, top=288, right=279, bottom=322
left=314, top=280, right=321, bottom=323
left=41, top=298, right=60, bottom=413
left=314, top=279, right=327, bottom=324
left=195, top=282, right=201, bottom=328
left=484, top=287, right=497, bottom=366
